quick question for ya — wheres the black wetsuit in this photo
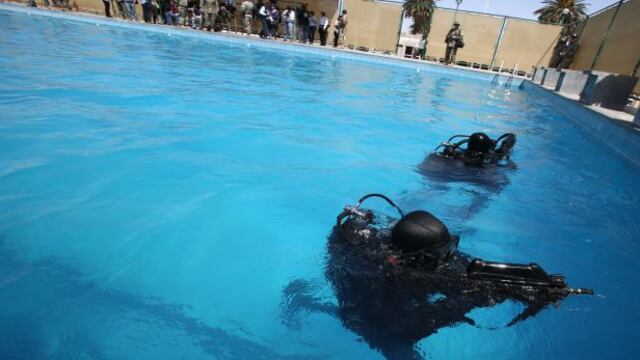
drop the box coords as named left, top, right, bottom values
left=323, top=207, right=590, bottom=358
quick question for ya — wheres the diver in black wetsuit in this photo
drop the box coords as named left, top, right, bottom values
left=282, top=194, right=592, bottom=359
left=436, top=132, right=516, bottom=167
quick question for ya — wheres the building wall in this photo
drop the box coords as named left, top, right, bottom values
left=493, top=19, right=561, bottom=72
left=341, top=0, right=402, bottom=52
left=591, top=0, right=640, bottom=76
left=399, top=6, right=563, bottom=74
left=425, top=8, right=503, bottom=66
left=570, top=6, right=617, bottom=71
left=570, top=0, right=640, bottom=93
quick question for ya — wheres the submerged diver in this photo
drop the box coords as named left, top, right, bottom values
left=282, top=194, right=592, bottom=359
left=436, top=132, right=516, bottom=167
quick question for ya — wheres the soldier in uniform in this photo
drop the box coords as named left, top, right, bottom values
left=557, top=33, right=580, bottom=70
left=200, top=0, right=219, bottom=31
left=178, top=0, right=189, bottom=26
left=240, top=0, right=254, bottom=35
left=445, top=21, right=464, bottom=65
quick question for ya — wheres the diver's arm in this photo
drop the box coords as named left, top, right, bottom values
left=507, top=301, right=547, bottom=327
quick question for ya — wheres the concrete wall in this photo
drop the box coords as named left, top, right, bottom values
left=425, top=8, right=502, bottom=66
left=570, top=0, right=640, bottom=94
left=570, top=6, right=617, bottom=71
left=341, top=0, right=402, bottom=52
left=592, top=0, right=640, bottom=91
left=402, top=6, right=562, bottom=74
left=493, top=18, right=561, bottom=72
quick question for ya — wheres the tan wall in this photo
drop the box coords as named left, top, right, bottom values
left=493, top=19, right=561, bottom=72
left=592, top=0, right=640, bottom=76
left=426, top=8, right=503, bottom=66
left=570, top=0, right=640, bottom=93
left=341, top=0, right=402, bottom=52
left=570, top=6, right=616, bottom=71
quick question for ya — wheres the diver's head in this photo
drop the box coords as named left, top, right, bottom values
left=453, top=21, right=460, bottom=27
left=391, top=211, right=459, bottom=262
left=467, top=132, right=495, bottom=153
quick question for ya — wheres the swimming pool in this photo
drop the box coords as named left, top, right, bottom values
left=1, top=4, right=639, bottom=359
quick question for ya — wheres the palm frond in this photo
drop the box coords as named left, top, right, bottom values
left=534, top=0, right=588, bottom=24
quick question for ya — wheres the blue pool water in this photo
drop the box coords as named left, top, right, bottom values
left=1, top=5, right=640, bottom=359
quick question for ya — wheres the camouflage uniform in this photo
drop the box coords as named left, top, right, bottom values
left=558, top=34, right=580, bottom=69
left=200, top=0, right=219, bottom=30
left=445, top=23, right=463, bottom=65
left=178, top=0, right=189, bottom=26
left=241, top=0, right=254, bottom=35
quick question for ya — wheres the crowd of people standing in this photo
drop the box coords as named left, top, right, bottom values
left=27, top=0, right=349, bottom=47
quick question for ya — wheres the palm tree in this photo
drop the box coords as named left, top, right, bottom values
left=403, top=0, right=437, bottom=58
left=534, top=0, right=588, bottom=24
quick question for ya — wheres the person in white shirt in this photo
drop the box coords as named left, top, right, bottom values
left=282, top=6, right=295, bottom=41
left=258, top=2, right=269, bottom=38
left=318, top=11, right=329, bottom=46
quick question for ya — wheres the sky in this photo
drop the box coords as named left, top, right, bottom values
left=404, top=0, right=618, bottom=20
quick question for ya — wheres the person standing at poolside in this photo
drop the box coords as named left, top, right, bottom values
left=307, top=11, right=318, bottom=44
left=200, top=0, right=218, bottom=31
left=157, top=0, right=168, bottom=23
left=318, top=11, right=329, bottom=46
left=557, top=33, right=579, bottom=70
left=150, top=0, right=160, bottom=23
left=339, top=9, right=347, bottom=41
left=115, top=0, right=128, bottom=19
left=258, top=2, right=269, bottom=38
left=268, top=5, right=280, bottom=39
left=124, top=0, right=138, bottom=20
left=178, top=0, right=189, bottom=26
left=282, top=6, right=295, bottom=41
left=332, top=14, right=343, bottom=47
left=102, top=0, right=112, bottom=18
left=166, top=0, right=180, bottom=24
left=444, top=21, right=464, bottom=65
left=191, top=4, right=203, bottom=29
left=296, top=4, right=309, bottom=43
left=240, top=0, right=254, bottom=35
left=141, top=0, right=152, bottom=22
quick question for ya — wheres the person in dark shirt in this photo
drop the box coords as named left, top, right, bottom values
left=296, top=4, right=309, bottom=43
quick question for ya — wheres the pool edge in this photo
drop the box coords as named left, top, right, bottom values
left=521, top=80, right=640, bottom=166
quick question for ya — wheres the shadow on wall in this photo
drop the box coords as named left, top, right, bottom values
left=580, top=74, right=639, bottom=111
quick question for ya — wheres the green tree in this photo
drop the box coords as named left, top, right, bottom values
left=403, top=0, right=437, bottom=58
left=534, top=0, right=588, bottom=24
